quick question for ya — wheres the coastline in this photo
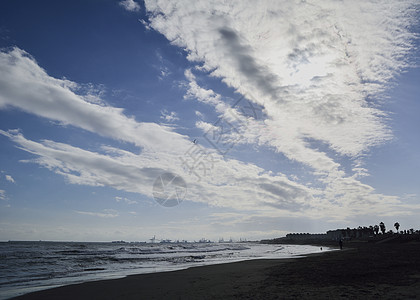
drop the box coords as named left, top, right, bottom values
left=1, top=242, right=326, bottom=299
left=11, top=241, right=420, bottom=299
left=10, top=258, right=293, bottom=300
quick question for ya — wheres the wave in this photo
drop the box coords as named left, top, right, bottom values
left=0, top=242, right=328, bottom=299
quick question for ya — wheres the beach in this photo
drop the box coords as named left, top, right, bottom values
left=0, top=242, right=324, bottom=299
left=12, top=240, right=420, bottom=299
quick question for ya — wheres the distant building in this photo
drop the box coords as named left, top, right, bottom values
left=326, top=230, right=343, bottom=240
left=285, top=227, right=374, bottom=241
left=285, top=233, right=329, bottom=240
left=327, top=227, right=374, bottom=240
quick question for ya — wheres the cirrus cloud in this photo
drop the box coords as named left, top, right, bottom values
left=0, top=0, right=418, bottom=229
left=145, top=0, right=417, bottom=166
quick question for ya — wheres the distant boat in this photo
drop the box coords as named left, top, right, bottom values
left=199, top=238, right=212, bottom=243
left=111, top=240, right=126, bottom=244
left=149, top=235, right=156, bottom=243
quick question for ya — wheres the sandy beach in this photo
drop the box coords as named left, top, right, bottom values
left=12, top=240, right=420, bottom=299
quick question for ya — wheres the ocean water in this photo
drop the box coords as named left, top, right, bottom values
left=0, top=241, right=330, bottom=299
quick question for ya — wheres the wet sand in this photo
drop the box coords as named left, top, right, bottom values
left=13, top=241, right=420, bottom=299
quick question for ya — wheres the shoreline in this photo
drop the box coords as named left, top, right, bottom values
left=11, top=241, right=420, bottom=299
left=2, top=243, right=329, bottom=299
left=10, top=258, right=294, bottom=300
left=3, top=255, right=318, bottom=300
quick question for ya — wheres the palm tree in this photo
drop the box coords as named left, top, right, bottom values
left=374, top=225, right=380, bottom=235
left=379, top=222, right=386, bottom=234
left=394, top=222, right=400, bottom=233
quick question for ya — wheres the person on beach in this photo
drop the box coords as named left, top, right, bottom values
left=339, top=239, right=343, bottom=250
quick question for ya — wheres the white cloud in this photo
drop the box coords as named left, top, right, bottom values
left=115, top=196, right=138, bottom=205
left=0, top=1, right=418, bottom=229
left=0, top=190, right=6, bottom=200
left=140, top=0, right=418, bottom=220
left=160, top=109, right=179, bottom=122
left=139, top=19, right=151, bottom=30
left=76, top=209, right=119, bottom=218
left=195, top=111, right=204, bottom=118
left=155, top=52, right=172, bottom=80
left=5, top=175, right=15, bottom=183
left=1, top=129, right=413, bottom=220
left=145, top=0, right=416, bottom=167
left=119, top=0, right=140, bottom=12
left=185, top=68, right=342, bottom=175
left=0, top=47, right=191, bottom=155
left=0, top=130, right=167, bottom=196
left=184, top=69, right=226, bottom=110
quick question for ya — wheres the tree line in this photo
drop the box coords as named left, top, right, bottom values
left=366, top=222, right=418, bottom=235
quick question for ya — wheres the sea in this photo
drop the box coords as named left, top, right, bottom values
left=0, top=241, right=330, bottom=299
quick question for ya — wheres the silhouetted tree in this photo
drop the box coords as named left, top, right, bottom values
left=374, top=225, right=380, bottom=235
left=379, top=222, right=386, bottom=234
left=394, top=222, right=400, bottom=233
left=344, top=227, right=351, bottom=239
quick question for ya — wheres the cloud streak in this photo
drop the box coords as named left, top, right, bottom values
left=145, top=0, right=417, bottom=168
left=0, top=128, right=413, bottom=220
left=1, top=0, right=418, bottom=227
left=76, top=209, right=119, bottom=218
left=115, top=196, right=138, bottom=205
left=141, top=0, right=419, bottom=220
left=0, top=190, right=6, bottom=200
left=0, top=47, right=190, bottom=154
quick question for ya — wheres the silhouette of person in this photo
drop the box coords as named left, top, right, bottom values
left=339, top=239, right=343, bottom=250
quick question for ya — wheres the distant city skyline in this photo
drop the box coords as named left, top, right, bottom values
left=0, top=0, right=419, bottom=242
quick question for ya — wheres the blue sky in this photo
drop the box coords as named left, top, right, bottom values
left=0, top=0, right=419, bottom=242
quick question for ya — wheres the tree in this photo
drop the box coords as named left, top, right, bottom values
left=394, top=222, right=400, bottom=233
left=374, top=225, right=380, bottom=235
left=379, top=222, right=386, bottom=234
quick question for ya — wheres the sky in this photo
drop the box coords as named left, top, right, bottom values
left=0, top=0, right=419, bottom=242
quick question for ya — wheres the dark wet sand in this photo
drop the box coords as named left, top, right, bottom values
left=13, top=241, right=420, bottom=299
